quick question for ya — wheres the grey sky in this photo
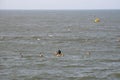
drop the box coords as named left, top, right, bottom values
left=0, top=0, right=120, bottom=10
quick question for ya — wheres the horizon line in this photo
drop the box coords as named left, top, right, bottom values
left=0, top=9, right=120, bottom=11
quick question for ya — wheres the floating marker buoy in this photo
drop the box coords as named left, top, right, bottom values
left=94, top=18, right=100, bottom=23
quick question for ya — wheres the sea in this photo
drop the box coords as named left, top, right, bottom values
left=0, top=10, right=120, bottom=80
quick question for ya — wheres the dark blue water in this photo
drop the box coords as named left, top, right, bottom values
left=0, top=10, right=120, bottom=80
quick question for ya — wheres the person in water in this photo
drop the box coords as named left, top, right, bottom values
left=54, top=50, right=64, bottom=57
left=20, top=53, right=23, bottom=58
left=39, top=52, right=44, bottom=57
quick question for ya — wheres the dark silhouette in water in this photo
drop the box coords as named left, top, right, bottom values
left=20, top=53, right=23, bottom=58
left=39, top=52, right=44, bottom=57
left=54, top=50, right=64, bottom=57
left=57, top=50, right=61, bottom=54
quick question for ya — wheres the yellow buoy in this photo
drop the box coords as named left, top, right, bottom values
left=94, top=18, right=100, bottom=23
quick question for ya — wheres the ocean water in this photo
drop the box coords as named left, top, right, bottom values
left=0, top=10, right=120, bottom=80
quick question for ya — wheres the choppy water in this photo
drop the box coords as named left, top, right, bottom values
left=0, top=10, right=120, bottom=80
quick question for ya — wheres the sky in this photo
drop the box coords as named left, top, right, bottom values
left=0, top=0, right=120, bottom=10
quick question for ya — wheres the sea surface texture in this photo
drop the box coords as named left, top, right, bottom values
left=0, top=10, right=120, bottom=80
